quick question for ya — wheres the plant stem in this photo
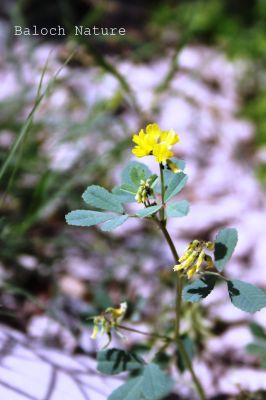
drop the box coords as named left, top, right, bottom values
left=154, top=218, right=183, bottom=336
left=117, top=324, right=171, bottom=342
left=153, top=217, right=206, bottom=400
left=159, top=163, right=166, bottom=222
left=176, top=336, right=206, bottom=400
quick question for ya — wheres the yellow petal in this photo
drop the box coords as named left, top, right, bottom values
left=160, top=129, right=179, bottom=147
left=146, top=123, right=160, bottom=139
left=91, top=324, right=99, bottom=339
left=206, top=242, right=214, bottom=251
left=187, top=266, right=197, bottom=279
left=153, top=143, right=173, bottom=163
left=173, top=264, right=184, bottom=271
left=196, top=250, right=205, bottom=272
left=132, top=146, right=149, bottom=158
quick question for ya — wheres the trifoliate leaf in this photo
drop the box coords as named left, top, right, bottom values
left=65, top=210, right=113, bottom=227
left=214, top=228, right=238, bottom=272
left=108, top=363, right=172, bottom=400
left=97, top=349, right=144, bottom=375
left=164, top=172, right=188, bottom=202
left=166, top=200, right=189, bottom=218
left=112, top=186, right=135, bottom=203
left=227, top=279, right=266, bottom=313
left=100, top=215, right=129, bottom=231
left=121, top=161, right=152, bottom=189
left=82, top=185, right=124, bottom=213
left=135, top=205, right=161, bottom=218
left=182, top=275, right=217, bottom=303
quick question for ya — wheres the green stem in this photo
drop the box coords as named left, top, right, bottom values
left=176, top=336, right=206, bottom=400
left=153, top=217, right=206, bottom=400
left=117, top=324, right=171, bottom=342
left=159, top=163, right=166, bottom=222
left=154, top=218, right=182, bottom=336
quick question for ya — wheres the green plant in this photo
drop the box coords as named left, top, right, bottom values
left=66, top=123, right=266, bottom=400
left=246, top=322, right=266, bottom=369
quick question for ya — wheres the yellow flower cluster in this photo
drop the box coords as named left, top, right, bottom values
left=91, top=302, right=127, bottom=347
left=174, top=240, right=214, bottom=279
left=132, top=123, right=180, bottom=163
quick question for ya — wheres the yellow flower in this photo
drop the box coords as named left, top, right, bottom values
left=173, top=240, right=215, bottom=279
left=132, top=123, right=179, bottom=163
left=90, top=302, right=127, bottom=348
left=153, top=143, right=174, bottom=163
left=105, top=302, right=127, bottom=323
left=132, top=128, right=157, bottom=157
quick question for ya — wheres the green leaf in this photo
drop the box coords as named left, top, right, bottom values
left=130, top=167, right=145, bottom=186
left=182, top=275, right=217, bottom=303
left=119, top=184, right=137, bottom=195
left=214, top=228, right=238, bottom=272
left=246, top=339, right=266, bottom=369
left=108, top=377, right=142, bottom=400
left=100, top=215, right=129, bottom=231
left=164, top=172, right=188, bottom=202
left=249, top=322, right=266, bottom=340
left=227, top=279, right=266, bottom=313
left=97, top=349, right=144, bottom=375
left=121, top=161, right=152, bottom=188
left=108, top=363, right=172, bottom=400
left=171, top=157, right=186, bottom=171
left=65, top=210, right=112, bottom=227
left=141, top=364, right=172, bottom=400
left=112, top=186, right=135, bottom=203
left=154, top=169, right=179, bottom=194
left=246, top=342, right=266, bottom=355
left=166, top=200, right=189, bottom=218
left=136, top=205, right=161, bottom=218
left=82, top=185, right=124, bottom=213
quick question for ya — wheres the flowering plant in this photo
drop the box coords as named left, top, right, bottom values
left=66, top=123, right=266, bottom=400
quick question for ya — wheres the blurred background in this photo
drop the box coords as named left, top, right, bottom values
left=1, top=1, right=266, bottom=399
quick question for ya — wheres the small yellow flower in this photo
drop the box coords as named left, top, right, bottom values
left=90, top=302, right=127, bottom=348
left=105, top=302, right=127, bottom=323
left=173, top=240, right=215, bottom=279
left=132, top=123, right=179, bottom=163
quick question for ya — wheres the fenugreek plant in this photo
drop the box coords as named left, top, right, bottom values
left=66, top=123, right=266, bottom=400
